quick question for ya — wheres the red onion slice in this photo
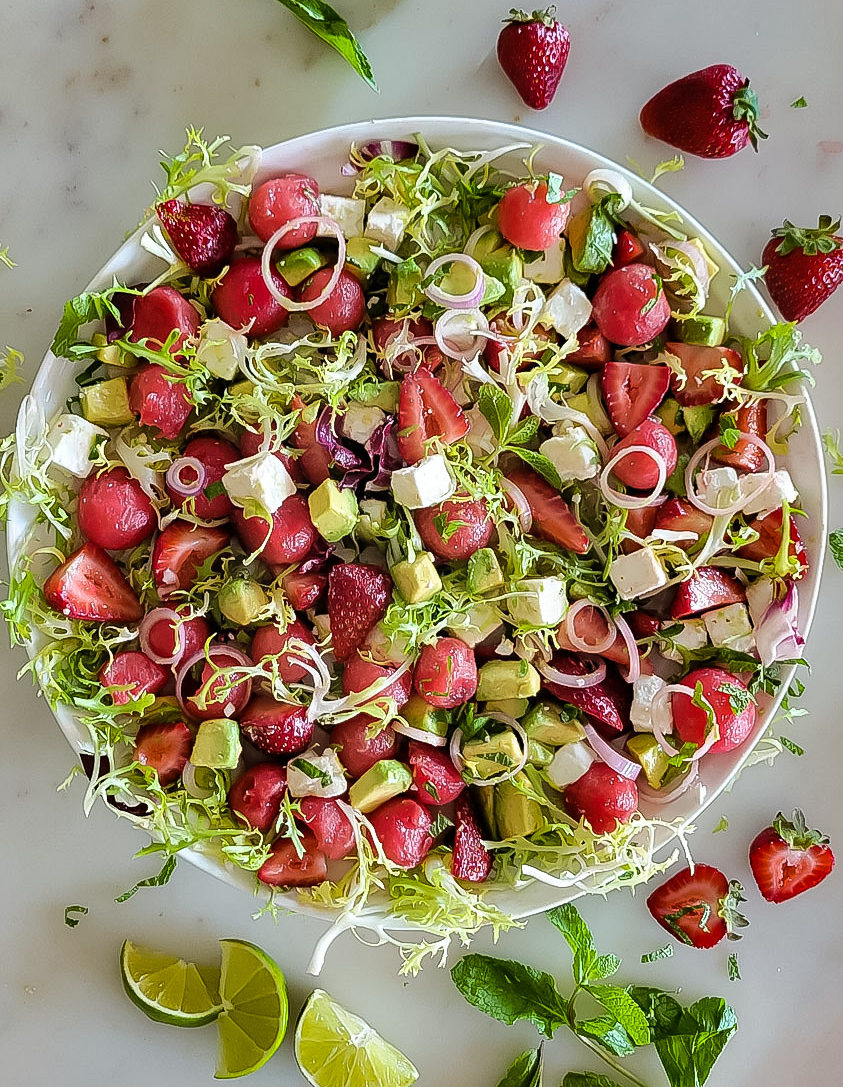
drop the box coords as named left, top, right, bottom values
left=501, top=477, right=533, bottom=533
left=612, top=613, right=641, bottom=684
left=684, top=431, right=775, bottom=517
left=139, top=606, right=186, bottom=666
left=392, top=720, right=448, bottom=747
left=260, top=216, right=346, bottom=311
left=651, top=682, right=719, bottom=762
left=449, top=713, right=528, bottom=786
left=537, top=658, right=607, bottom=689
left=424, top=253, right=486, bottom=310
left=583, top=722, right=641, bottom=780
left=175, top=644, right=253, bottom=717
left=599, top=445, right=668, bottom=510
left=165, top=456, right=207, bottom=498
left=564, top=600, right=617, bottom=655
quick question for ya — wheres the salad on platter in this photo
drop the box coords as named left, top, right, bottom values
left=1, top=130, right=820, bottom=970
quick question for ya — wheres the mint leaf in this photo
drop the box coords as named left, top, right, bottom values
left=274, top=1, right=377, bottom=90
left=586, top=985, right=651, bottom=1045
left=450, top=955, right=568, bottom=1038
left=631, top=989, right=738, bottom=1087
left=590, top=954, right=621, bottom=980
left=496, top=1047, right=543, bottom=1087
left=780, top=735, right=804, bottom=756
left=641, top=945, right=674, bottom=964
left=508, top=415, right=540, bottom=446
left=562, top=1074, right=625, bottom=1087
left=790, top=96, right=808, bottom=108
left=510, top=448, right=563, bottom=489
left=829, top=529, right=843, bottom=570
left=64, top=904, right=88, bottom=928
left=477, top=382, right=514, bottom=442
left=547, top=903, right=596, bottom=985
left=576, top=1016, right=636, bottom=1057
left=115, top=855, right=177, bottom=902
left=728, top=953, right=741, bottom=982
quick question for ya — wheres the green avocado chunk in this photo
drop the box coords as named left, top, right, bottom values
left=348, top=759, right=413, bottom=814
left=467, top=547, right=505, bottom=597
left=523, top=701, right=586, bottom=747
left=308, top=478, right=358, bottom=542
left=191, top=718, right=241, bottom=769
left=476, top=659, right=541, bottom=702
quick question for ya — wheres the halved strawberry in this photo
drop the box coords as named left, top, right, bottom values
left=665, top=342, right=743, bottom=407
left=646, top=863, right=748, bottom=949
left=566, top=322, right=611, bottom=369
left=713, top=401, right=768, bottom=472
left=738, top=508, right=808, bottom=573
left=613, top=229, right=647, bottom=268
left=749, top=809, right=835, bottom=903
left=397, top=366, right=468, bottom=464
left=504, top=462, right=590, bottom=553
left=542, top=654, right=631, bottom=732
left=601, top=361, right=670, bottom=437
left=670, top=566, right=746, bottom=619
left=452, top=794, right=493, bottom=883
left=290, top=393, right=332, bottom=485
left=99, top=650, right=169, bottom=706
left=620, top=501, right=661, bottom=554
left=133, top=721, right=192, bottom=787
left=156, top=199, right=238, bottom=277
left=653, top=496, right=714, bottom=541
left=44, top=543, right=143, bottom=623
left=257, top=831, right=328, bottom=887
left=327, top=563, right=392, bottom=661
left=555, top=605, right=630, bottom=667
left=283, top=570, right=328, bottom=611
left=152, top=521, right=230, bottom=597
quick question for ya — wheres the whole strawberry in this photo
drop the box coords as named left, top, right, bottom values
left=749, top=809, right=835, bottom=903
left=640, top=63, right=767, bottom=158
left=497, top=7, right=570, bottom=110
left=156, top=198, right=238, bottom=277
left=762, top=215, right=843, bottom=322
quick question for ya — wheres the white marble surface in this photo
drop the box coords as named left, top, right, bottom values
left=2, top=2, right=843, bottom=1084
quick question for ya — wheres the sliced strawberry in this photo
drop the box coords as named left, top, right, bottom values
left=232, top=495, right=316, bottom=565
left=283, top=570, right=328, bottom=611
left=613, top=229, right=647, bottom=268
left=738, top=508, right=808, bottom=573
left=258, top=831, right=327, bottom=887
left=397, top=366, right=468, bottom=464
left=749, top=809, right=835, bottom=904
left=129, top=363, right=193, bottom=440
left=555, top=605, right=629, bottom=667
left=713, top=401, right=768, bottom=472
left=627, top=610, right=662, bottom=638
left=414, top=495, right=494, bottom=561
left=239, top=694, right=314, bottom=756
left=251, top=619, right=316, bottom=685
left=563, top=762, right=639, bottom=833
left=601, top=361, right=670, bottom=437
left=156, top=199, right=238, bottom=277
left=297, top=797, right=356, bottom=861
left=542, top=654, right=631, bottom=732
left=646, top=863, right=747, bottom=948
left=452, top=794, right=493, bottom=883
left=290, top=393, right=332, bottom=485
left=672, top=667, right=756, bottom=752
left=611, top=417, right=677, bottom=489
left=128, top=286, right=200, bottom=354
left=503, top=463, right=590, bottom=553
left=665, top=342, right=743, bottom=407
left=152, top=521, right=230, bottom=597
left=133, top=721, right=192, bottom=787
left=620, top=501, right=661, bottom=554
left=670, top=566, right=746, bottom=619
left=654, top=496, right=714, bottom=542
left=99, top=650, right=169, bottom=706
left=372, top=316, right=444, bottom=373
left=408, top=741, right=465, bottom=807
left=566, top=322, right=611, bottom=369
left=44, top=543, right=143, bottom=623
left=227, top=763, right=288, bottom=832
left=327, top=563, right=392, bottom=662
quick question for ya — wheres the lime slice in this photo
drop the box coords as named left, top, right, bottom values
left=215, top=938, right=288, bottom=1079
left=294, top=988, right=418, bottom=1087
left=120, top=938, right=222, bottom=1027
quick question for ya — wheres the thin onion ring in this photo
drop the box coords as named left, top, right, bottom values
left=392, top=720, right=448, bottom=747
left=139, top=607, right=185, bottom=666
left=684, top=432, right=775, bottom=518
left=165, top=456, right=206, bottom=498
left=434, top=308, right=490, bottom=361
left=449, top=713, right=528, bottom=787
left=637, top=760, right=699, bottom=804
left=613, top=613, right=641, bottom=684
left=537, top=658, right=607, bottom=689
left=175, top=644, right=253, bottom=718
left=599, top=444, right=668, bottom=510
left=500, top=478, right=533, bottom=533
left=260, top=215, right=346, bottom=311
left=583, top=722, right=641, bottom=780
left=424, top=253, right=486, bottom=310
left=564, top=600, right=616, bottom=655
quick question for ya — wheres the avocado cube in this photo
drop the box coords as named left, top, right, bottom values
left=401, top=693, right=449, bottom=738
left=527, top=739, right=555, bottom=767
left=191, top=718, right=241, bottom=770
left=626, top=733, right=670, bottom=789
left=467, top=548, right=504, bottom=597
left=566, top=390, right=613, bottom=436
left=348, top=759, right=413, bottom=814
left=480, top=252, right=523, bottom=302
left=461, top=728, right=523, bottom=782
left=91, top=332, right=130, bottom=367
left=682, top=403, right=717, bottom=444
left=523, top=701, right=586, bottom=747
left=391, top=551, right=442, bottom=604
left=655, top=396, right=684, bottom=436
left=228, top=379, right=256, bottom=399
left=494, top=773, right=543, bottom=838
left=476, top=659, right=541, bottom=702
left=352, top=380, right=400, bottom=412
left=218, top=578, right=268, bottom=626
left=446, top=603, right=504, bottom=648
left=344, top=235, right=382, bottom=282
left=548, top=362, right=589, bottom=395
left=357, top=498, right=389, bottom=542
left=677, top=313, right=726, bottom=347
left=276, top=247, right=329, bottom=287
left=483, top=698, right=529, bottom=719
left=80, top=376, right=135, bottom=426
left=471, top=784, right=498, bottom=838
left=308, top=478, right=358, bottom=542
left=387, top=259, right=423, bottom=309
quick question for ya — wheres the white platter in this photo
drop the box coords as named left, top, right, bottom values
left=7, top=116, right=827, bottom=941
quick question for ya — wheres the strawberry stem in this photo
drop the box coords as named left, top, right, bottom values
left=732, top=81, right=768, bottom=151
left=771, top=215, right=843, bottom=257
left=505, top=6, right=557, bottom=25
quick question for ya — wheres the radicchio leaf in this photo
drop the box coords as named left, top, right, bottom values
left=341, top=138, right=419, bottom=176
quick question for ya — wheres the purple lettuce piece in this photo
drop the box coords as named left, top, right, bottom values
left=341, top=138, right=419, bottom=177
left=365, top=417, right=402, bottom=492
left=298, top=537, right=334, bottom=574
left=314, top=406, right=365, bottom=473
left=754, top=580, right=805, bottom=666
left=105, top=288, right=144, bottom=343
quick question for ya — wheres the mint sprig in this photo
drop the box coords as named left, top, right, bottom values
left=273, top=1, right=377, bottom=90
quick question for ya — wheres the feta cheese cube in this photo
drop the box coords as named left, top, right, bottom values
left=631, top=674, right=667, bottom=733
left=507, top=577, right=567, bottom=627
left=196, top=318, right=247, bottom=381
left=524, top=240, right=566, bottom=284
left=317, top=194, right=366, bottom=238
left=465, top=405, right=496, bottom=457
left=46, top=414, right=108, bottom=477
left=539, top=279, right=592, bottom=339
left=745, top=577, right=774, bottom=626
left=365, top=197, right=411, bottom=249
left=339, top=402, right=386, bottom=445
left=287, top=746, right=347, bottom=798
left=698, top=466, right=739, bottom=510
left=739, top=469, right=799, bottom=518
left=659, top=618, right=708, bottom=661
left=540, top=429, right=599, bottom=482
left=546, top=741, right=596, bottom=789
left=446, top=603, right=504, bottom=647
left=703, top=603, right=755, bottom=653
left=390, top=454, right=455, bottom=509
left=222, top=451, right=296, bottom=514
left=609, top=547, right=668, bottom=600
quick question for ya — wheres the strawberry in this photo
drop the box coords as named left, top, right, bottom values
left=749, top=809, right=835, bottom=903
left=646, top=863, right=748, bottom=948
left=99, top=650, right=169, bottom=706
left=672, top=667, right=756, bottom=753
left=738, top=507, right=808, bottom=573
left=640, top=64, right=767, bottom=159
left=397, top=367, right=468, bottom=464
left=601, top=361, right=670, bottom=437
left=762, top=216, right=843, bottom=322
left=613, top=229, right=647, bottom=268
left=239, top=694, right=314, bottom=756
left=327, top=563, right=392, bottom=661
left=408, top=741, right=466, bottom=807
left=653, top=497, right=713, bottom=544
left=156, top=199, right=238, bottom=277
left=565, top=322, right=610, bottom=369
left=452, top=794, right=493, bottom=883
left=282, top=570, right=327, bottom=611
left=44, top=543, right=143, bottom=623
left=504, top=462, right=590, bottom=553
left=496, top=7, right=571, bottom=111
left=258, top=832, right=328, bottom=887
left=543, top=654, right=631, bottom=732
left=290, top=393, right=332, bottom=485
left=713, top=401, right=768, bottom=472
left=563, top=762, right=639, bottom=833
left=619, top=502, right=660, bottom=555
left=670, top=565, right=746, bottom=619
left=133, top=721, right=193, bottom=787
left=665, top=342, right=743, bottom=407
left=152, top=520, right=230, bottom=597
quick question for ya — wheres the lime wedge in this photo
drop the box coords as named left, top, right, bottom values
left=295, top=988, right=418, bottom=1087
left=215, top=938, right=288, bottom=1079
left=120, top=938, right=222, bottom=1027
